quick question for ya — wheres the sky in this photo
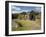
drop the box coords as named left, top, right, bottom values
left=11, top=5, right=41, bottom=14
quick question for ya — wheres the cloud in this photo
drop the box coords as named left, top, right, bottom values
left=15, top=7, right=21, bottom=11
left=12, top=11, right=22, bottom=14
left=12, top=6, right=21, bottom=11
left=34, top=7, right=41, bottom=12
left=21, top=10, right=29, bottom=12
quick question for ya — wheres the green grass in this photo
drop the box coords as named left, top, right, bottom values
left=16, top=20, right=32, bottom=26
left=12, top=19, right=41, bottom=31
left=12, top=26, right=32, bottom=31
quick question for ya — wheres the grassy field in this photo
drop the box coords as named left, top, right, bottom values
left=12, top=18, right=41, bottom=31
